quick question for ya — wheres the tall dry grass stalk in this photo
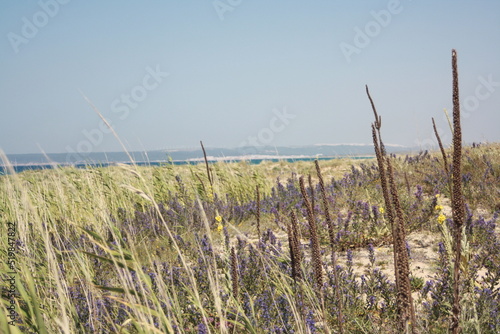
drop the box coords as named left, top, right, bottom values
left=450, top=48, right=465, bottom=334
left=299, top=176, right=332, bottom=334
left=366, top=86, right=416, bottom=333
left=314, top=161, right=335, bottom=259
left=308, top=174, right=315, bottom=215
left=256, top=185, right=261, bottom=241
left=285, top=210, right=308, bottom=330
left=288, top=210, right=302, bottom=282
left=315, top=160, right=344, bottom=333
left=370, top=113, right=399, bottom=288
left=230, top=246, right=239, bottom=299
left=387, top=159, right=416, bottom=331
left=404, top=171, right=411, bottom=196
left=200, top=140, right=214, bottom=196
left=432, top=117, right=450, bottom=175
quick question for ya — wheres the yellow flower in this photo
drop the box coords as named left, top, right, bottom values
left=215, top=215, right=222, bottom=223
left=437, top=214, right=446, bottom=224
left=217, top=223, right=223, bottom=232
left=435, top=205, right=444, bottom=211
left=379, top=207, right=385, bottom=214
left=435, top=194, right=441, bottom=198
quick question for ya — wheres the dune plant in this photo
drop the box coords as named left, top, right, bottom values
left=432, top=117, right=450, bottom=176
left=450, top=48, right=466, bottom=334
left=287, top=210, right=302, bottom=283
left=256, top=185, right=261, bottom=241
left=366, top=85, right=416, bottom=333
left=299, top=176, right=323, bottom=292
left=315, top=159, right=344, bottom=333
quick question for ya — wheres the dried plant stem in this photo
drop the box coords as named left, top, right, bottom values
left=387, top=159, right=416, bottom=331
left=288, top=210, right=302, bottom=282
left=450, top=49, right=465, bottom=334
left=315, top=160, right=344, bottom=333
left=314, top=161, right=335, bottom=254
left=371, top=124, right=400, bottom=288
left=366, top=85, right=385, bottom=155
left=299, top=176, right=323, bottom=291
left=287, top=211, right=306, bottom=327
left=200, top=141, right=213, bottom=196
left=274, top=202, right=284, bottom=231
left=432, top=117, right=450, bottom=175
left=194, top=174, right=207, bottom=195
left=230, top=247, right=239, bottom=299
left=256, top=185, right=261, bottom=241
left=366, top=86, right=416, bottom=333
left=292, top=212, right=303, bottom=281
left=404, top=172, right=411, bottom=196
left=308, top=174, right=315, bottom=215
left=286, top=220, right=297, bottom=280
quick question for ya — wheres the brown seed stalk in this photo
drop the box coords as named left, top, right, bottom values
left=371, top=122, right=400, bottom=289
left=230, top=247, right=239, bottom=299
left=366, top=86, right=416, bottom=333
left=432, top=117, right=450, bottom=175
left=450, top=49, right=465, bottom=334
left=200, top=140, right=213, bottom=192
left=256, top=185, right=261, bottom=241
left=404, top=171, right=411, bottom=196
left=308, top=174, right=315, bottom=215
left=299, top=176, right=323, bottom=290
left=290, top=210, right=302, bottom=270
left=288, top=211, right=302, bottom=282
left=315, top=160, right=344, bottom=333
left=387, top=159, right=416, bottom=331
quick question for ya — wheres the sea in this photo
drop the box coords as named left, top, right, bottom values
left=0, top=144, right=411, bottom=174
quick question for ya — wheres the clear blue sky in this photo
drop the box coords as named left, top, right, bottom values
left=1, top=0, right=499, bottom=154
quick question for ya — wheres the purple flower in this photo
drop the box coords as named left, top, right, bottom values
left=368, top=244, right=375, bottom=265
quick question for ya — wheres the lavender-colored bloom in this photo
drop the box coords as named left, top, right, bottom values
left=437, top=242, right=446, bottom=256
left=197, top=322, right=208, bottom=334
left=414, top=184, right=423, bottom=201
left=346, top=248, right=353, bottom=265
left=367, top=295, right=377, bottom=309
left=305, top=309, right=317, bottom=333
left=462, top=172, right=472, bottom=185
left=200, top=234, right=213, bottom=254
left=366, top=244, right=375, bottom=268
left=405, top=241, right=411, bottom=259
left=372, top=205, right=380, bottom=220
left=223, top=226, right=230, bottom=250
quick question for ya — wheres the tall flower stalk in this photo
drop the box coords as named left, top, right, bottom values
left=432, top=117, right=450, bottom=175
left=315, top=160, right=344, bottom=333
left=366, top=85, right=416, bottom=333
left=450, top=48, right=465, bottom=334
left=299, top=176, right=323, bottom=291
left=256, top=185, right=261, bottom=241
left=230, top=247, right=239, bottom=299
